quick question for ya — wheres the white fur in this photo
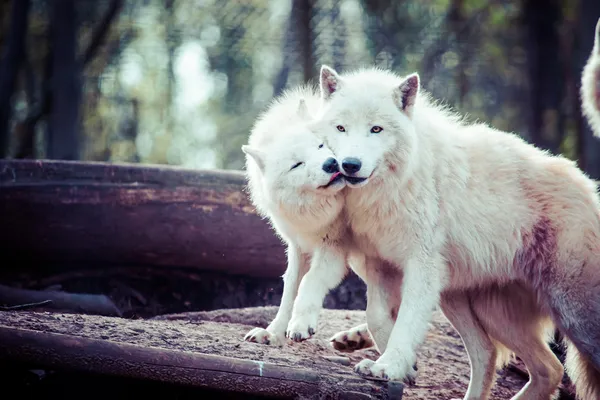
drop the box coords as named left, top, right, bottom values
left=242, top=85, right=351, bottom=345
left=312, top=65, right=600, bottom=399
left=581, top=18, right=600, bottom=137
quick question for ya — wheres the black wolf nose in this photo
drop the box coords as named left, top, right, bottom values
left=341, top=157, right=362, bottom=174
left=322, top=157, right=339, bottom=173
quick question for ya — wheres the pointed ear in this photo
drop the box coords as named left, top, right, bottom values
left=320, top=65, right=342, bottom=100
left=393, top=73, right=420, bottom=116
left=297, top=99, right=309, bottom=119
left=242, top=145, right=265, bottom=172
left=594, top=18, right=600, bottom=55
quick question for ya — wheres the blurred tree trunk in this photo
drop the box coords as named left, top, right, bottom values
left=164, top=0, right=177, bottom=133
left=448, top=0, right=469, bottom=106
left=274, top=0, right=315, bottom=94
left=298, top=0, right=315, bottom=82
left=523, top=0, right=563, bottom=154
left=15, top=0, right=122, bottom=161
left=47, top=0, right=81, bottom=160
left=359, top=0, right=398, bottom=68
left=577, top=0, right=600, bottom=178
left=0, top=0, right=31, bottom=157
left=330, top=2, right=345, bottom=72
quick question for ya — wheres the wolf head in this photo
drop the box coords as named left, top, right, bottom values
left=243, top=100, right=346, bottom=221
left=243, top=131, right=344, bottom=197
left=310, top=65, right=421, bottom=188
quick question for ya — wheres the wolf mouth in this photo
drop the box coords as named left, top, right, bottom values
left=321, top=172, right=344, bottom=188
left=343, top=175, right=367, bottom=185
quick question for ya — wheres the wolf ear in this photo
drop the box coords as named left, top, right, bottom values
left=242, top=145, right=266, bottom=172
left=297, top=99, right=309, bottom=119
left=393, top=73, right=420, bottom=117
left=320, top=65, right=341, bottom=100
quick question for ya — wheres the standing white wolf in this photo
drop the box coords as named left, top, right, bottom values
left=311, top=64, right=600, bottom=399
left=582, top=18, right=600, bottom=137
left=241, top=85, right=353, bottom=345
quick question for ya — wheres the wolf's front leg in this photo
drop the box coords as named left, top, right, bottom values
left=286, top=245, right=348, bottom=341
left=355, top=252, right=445, bottom=384
left=244, top=245, right=308, bottom=346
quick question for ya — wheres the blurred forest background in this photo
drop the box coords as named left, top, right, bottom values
left=1, top=0, right=600, bottom=176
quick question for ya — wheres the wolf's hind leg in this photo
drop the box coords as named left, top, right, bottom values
left=441, top=291, right=498, bottom=400
left=473, top=285, right=563, bottom=400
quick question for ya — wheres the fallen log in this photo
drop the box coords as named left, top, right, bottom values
left=0, top=159, right=286, bottom=278
left=0, top=307, right=536, bottom=400
left=0, top=310, right=401, bottom=399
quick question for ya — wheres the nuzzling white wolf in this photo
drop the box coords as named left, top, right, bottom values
left=582, top=18, right=600, bottom=137
left=311, top=62, right=600, bottom=399
left=241, top=85, right=353, bottom=345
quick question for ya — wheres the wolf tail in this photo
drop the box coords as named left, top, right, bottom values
left=564, top=338, right=600, bottom=400
left=544, top=269, right=600, bottom=399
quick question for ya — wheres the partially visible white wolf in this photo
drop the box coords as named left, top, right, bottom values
left=582, top=18, right=600, bottom=137
left=312, top=65, right=600, bottom=399
left=241, top=86, right=352, bottom=345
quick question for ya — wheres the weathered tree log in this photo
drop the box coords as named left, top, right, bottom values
left=0, top=324, right=399, bottom=399
left=0, top=159, right=286, bottom=278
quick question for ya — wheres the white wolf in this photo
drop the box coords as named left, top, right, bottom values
left=241, top=85, right=353, bottom=345
left=311, top=64, right=600, bottom=399
left=582, top=18, right=600, bottom=137
left=240, top=85, right=514, bottom=400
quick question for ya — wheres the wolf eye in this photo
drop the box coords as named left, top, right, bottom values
left=318, top=144, right=324, bottom=149
left=336, top=125, right=346, bottom=132
left=290, top=161, right=304, bottom=171
left=371, top=126, right=383, bottom=134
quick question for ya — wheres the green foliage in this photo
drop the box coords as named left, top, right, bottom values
left=2, top=0, right=585, bottom=169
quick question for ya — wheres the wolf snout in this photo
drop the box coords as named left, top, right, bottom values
left=341, top=157, right=362, bottom=174
left=322, top=157, right=339, bottom=173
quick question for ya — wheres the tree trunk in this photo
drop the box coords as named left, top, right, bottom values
left=448, top=0, right=469, bottom=106
left=523, top=0, right=563, bottom=154
left=297, top=0, right=315, bottom=82
left=0, top=0, right=31, bottom=156
left=47, top=0, right=81, bottom=160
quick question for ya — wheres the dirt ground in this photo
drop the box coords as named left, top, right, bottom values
left=0, top=306, right=534, bottom=400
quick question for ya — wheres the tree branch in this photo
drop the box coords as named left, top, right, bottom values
left=81, top=0, right=124, bottom=67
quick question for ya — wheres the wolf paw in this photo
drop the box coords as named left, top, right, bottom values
left=286, top=312, right=319, bottom=342
left=354, top=350, right=418, bottom=385
left=244, top=327, right=283, bottom=346
left=329, top=325, right=374, bottom=352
